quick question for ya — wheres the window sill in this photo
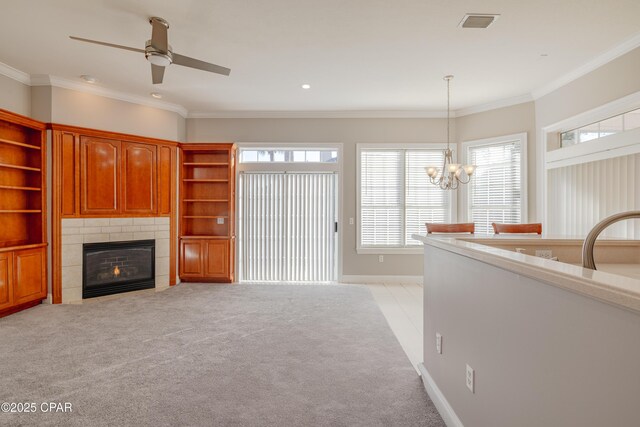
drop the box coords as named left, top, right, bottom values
left=356, top=247, right=423, bottom=255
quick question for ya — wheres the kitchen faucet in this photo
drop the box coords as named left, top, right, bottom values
left=582, top=210, right=640, bottom=270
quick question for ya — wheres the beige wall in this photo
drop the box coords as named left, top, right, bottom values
left=535, top=47, right=640, bottom=129
left=30, top=86, right=52, bottom=122
left=422, top=244, right=640, bottom=427
left=456, top=102, right=537, bottom=220
left=50, top=87, right=184, bottom=141
left=188, top=117, right=453, bottom=276
left=0, top=74, right=30, bottom=116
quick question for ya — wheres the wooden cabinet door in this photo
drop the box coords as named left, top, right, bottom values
left=80, top=136, right=120, bottom=215
left=0, top=252, right=12, bottom=311
left=122, top=142, right=157, bottom=214
left=180, top=239, right=204, bottom=278
left=13, top=247, right=46, bottom=305
left=157, top=145, right=172, bottom=215
left=205, top=240, right=229, bottom=278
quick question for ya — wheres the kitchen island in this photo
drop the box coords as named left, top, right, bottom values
left=412, top=234, right=640, bottom=427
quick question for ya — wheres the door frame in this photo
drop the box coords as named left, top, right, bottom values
left=235, top=143, right=343, bottom=282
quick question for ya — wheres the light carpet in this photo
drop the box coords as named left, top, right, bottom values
left=0, top=283, right=443, bottom=426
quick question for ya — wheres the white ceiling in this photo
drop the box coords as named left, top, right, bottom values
left=1, top=0, right=640, bottom=115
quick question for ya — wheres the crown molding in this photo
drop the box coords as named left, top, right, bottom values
left=532, top=31, right=640, bottom=100
left=455, top=93, right=533, bottom=117
left=30, top=74, right=188, bottom=117
left=0, top=62, right=31, bottom=85
left=187, top=110, right=450, bottom=119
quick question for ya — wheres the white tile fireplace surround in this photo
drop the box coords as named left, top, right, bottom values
left=60, top=217, right=170, bottom=303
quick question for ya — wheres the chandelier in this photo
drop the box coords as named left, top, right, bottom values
left=426, top=75, right=476, bottom=190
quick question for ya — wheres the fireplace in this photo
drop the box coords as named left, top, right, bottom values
left=83, top=240, right=155, bottom=298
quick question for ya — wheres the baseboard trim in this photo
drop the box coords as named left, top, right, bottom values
left=341, top=275, right=423, bottom=285
left=418, top=363, right=464, bottom=427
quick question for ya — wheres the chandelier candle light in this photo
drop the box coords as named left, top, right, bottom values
left=426, top=75, right=476, bottom=190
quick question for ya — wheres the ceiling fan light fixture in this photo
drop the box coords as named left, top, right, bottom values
left=146, top=52, right=172, bottom=67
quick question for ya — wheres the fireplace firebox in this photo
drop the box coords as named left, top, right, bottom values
left=83, top=240, right=155, bottom=299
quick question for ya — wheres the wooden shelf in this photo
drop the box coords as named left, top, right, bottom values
left=183, top=162, right=229, bottom=166
left=183, top=179, right=229, bottom=182
left=0, top=242, right=47, bottom=252
left=183, top=199, right=229, bottom=202
left=0, top=109, right=47, bottom=316
left=183, top=215, right=228, bottom=219
left=0, top=137, right=40, bottom=150
left=0, top=163, right=41, bottom=172
left=0, top=185, right=41, bottom=191
left=179, top=143, right=235, bottom=282
left=181, top=235, right=230, bottom=239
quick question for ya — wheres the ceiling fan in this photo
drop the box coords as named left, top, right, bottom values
left=70, top=17, right=231, bottom=84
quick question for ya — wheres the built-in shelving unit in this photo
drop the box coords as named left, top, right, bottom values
left=0, top=109, right=47, bottom=317
left=179, top=143, right=236, bottom=282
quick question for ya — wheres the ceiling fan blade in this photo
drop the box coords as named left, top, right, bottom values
left=69, top=36, right=144, bottom=53
left=173, top=53, right=231, bottom=76
left=151, top=64, right=165, bottom=84
left=150, top=17, right=168, bottom=52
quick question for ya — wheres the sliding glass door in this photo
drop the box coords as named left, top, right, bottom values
left=238, top=172, right=337, bottom=282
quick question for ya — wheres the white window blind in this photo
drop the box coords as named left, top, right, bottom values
left=359, top=148, right=449, bottom=249
left=238, top=172, right=337, bottom=282
left=467, top=139, right=523, bottom=234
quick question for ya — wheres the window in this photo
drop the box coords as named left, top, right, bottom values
left=560, top=107, right=640, bottom=147
left=463, top=134, right=526, bottom=235
left=358, top=146, right=450, bottom=251
left=239, top=148, right=337, bottom=163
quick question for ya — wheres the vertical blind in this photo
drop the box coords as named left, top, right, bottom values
left=360, top=149, right=448, bottom=247
left=468, top=140, right=522, bottom=234
left=238, top=172, right=337, bottom=282
left=547, top=154, right=640, bottom=238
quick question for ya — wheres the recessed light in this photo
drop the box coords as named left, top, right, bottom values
left=540, top=53, right=549, bottom=57
left=301, top=84, right=311, bottom=89
left=150, top=92, right=163, bottom=99
left=81, top=75, right=97, bottom=84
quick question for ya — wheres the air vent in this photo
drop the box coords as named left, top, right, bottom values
left=459, top=14, right=500, bottom=29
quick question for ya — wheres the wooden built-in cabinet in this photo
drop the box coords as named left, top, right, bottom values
left=53, top=126, right=175, bottom=219
left=0, top=109, right=47, bottom=317
left=179, top=143, right=236, bottom=282
left=50, top=124, right=178, bottom=304
left=80, top=136, right=120, bottom=215
left=79, top=136, right=160, bottom=216
left=122, top=141, right=157, bottom=214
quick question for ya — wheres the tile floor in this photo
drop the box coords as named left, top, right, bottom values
left=364, top=282, right=423, bottom=373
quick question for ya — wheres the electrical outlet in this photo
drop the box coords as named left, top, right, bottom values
left=217, top=218, right=225, bottom=225
left=349, top=217, right=354, bottom=225
left=436, top=333, right=442, bottom=354
left=535, top=249, right=553, bottom=259
left=378, top=255, right=384, bottom=263
left=466, top=364, right=474, bottom=393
